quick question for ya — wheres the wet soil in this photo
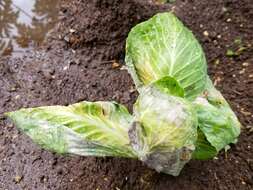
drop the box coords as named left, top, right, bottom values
left=0, top=0, right=252, bottom=189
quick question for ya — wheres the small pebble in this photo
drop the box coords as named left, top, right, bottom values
left=12, top=135, right=18, bottom=139
left=69, top=28, right=76, bottom=33
left=242, top=62, right=249, bottom=67
left=112, top=62, right=120, bottom=69
left=10, top=87, right=16, bottom=92
left=239, top=69, right=245, bottom=74
left=222, top=7, right=228, bottom=12
left=14, top=175, right=22, bottom=183
left=203, top=31, right=209, bottom=37
left=64, top=36, right=70, bottom=42
left=129, top=86, right=136, bottom=93
left=226, top=18, right=232, bottom=22
left=214, top=59, right=220, bottom=65
left=15, top=95, right=20, bottom=100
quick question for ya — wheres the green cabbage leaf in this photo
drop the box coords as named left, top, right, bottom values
left=6, top=101, right=137, bottom=158
left=192, top=78, right=241, bottom=159
left=126, top=12, right=207, bottom=100
left=192, top=130, right=217, bottom=160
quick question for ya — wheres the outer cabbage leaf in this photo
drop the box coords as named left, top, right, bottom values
left=193, top=78, right=241, bottom=159
left=192, top=130, right=217, bottom=160
left=129, top=83, right=197, bottom=176
left=126, top=12, right=207, bottom=100
left=6, top=101, right=137, bottom=158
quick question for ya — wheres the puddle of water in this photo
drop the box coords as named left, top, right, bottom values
left=0, top=0, right=59, bottom=57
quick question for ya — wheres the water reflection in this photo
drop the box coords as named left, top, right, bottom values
left=0, top=0, right=59, bottom=57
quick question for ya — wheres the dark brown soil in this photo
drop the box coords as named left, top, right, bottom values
left=0, top=0, right=252, bottom=190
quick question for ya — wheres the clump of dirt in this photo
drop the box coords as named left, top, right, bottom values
left=0, top=0, right=252, bottom=190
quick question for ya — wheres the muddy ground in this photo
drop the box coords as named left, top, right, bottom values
left=0, top=0, right=252, bottom=189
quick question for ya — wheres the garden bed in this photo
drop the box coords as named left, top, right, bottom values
left=0, top=0, right=252, bottom=189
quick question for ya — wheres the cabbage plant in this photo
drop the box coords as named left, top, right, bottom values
left=6, top=12, right=240, bottom=176
left=125, top=13, right=241, bottom=160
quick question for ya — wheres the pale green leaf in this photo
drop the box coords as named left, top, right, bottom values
left=126, top=12, right=207, bottom=100
left=193, top=78, right=241, bottom=155
left=6, top=101, right=137, bottom=158
left=129, top=85, right=197, bottom=176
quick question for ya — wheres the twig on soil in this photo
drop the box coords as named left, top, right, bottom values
left=225, top=151, right=228, bottom=160
left=233, top=90, right=242, bottom=95
left=98, top=60, right=116, bottom=65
